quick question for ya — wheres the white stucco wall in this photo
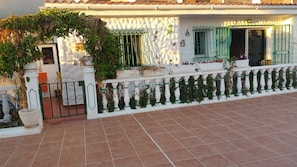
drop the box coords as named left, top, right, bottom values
left=57, top=34, right=86, bottom=105
left=102, top=17, right=180, bottom=65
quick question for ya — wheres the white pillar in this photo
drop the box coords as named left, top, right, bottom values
left=83, top=65, right=98, bottom=119
left=24, top=62, right=43, bottom=127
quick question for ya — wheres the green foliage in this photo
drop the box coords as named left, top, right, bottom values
left=150, top=87, right=156, bottom=106
left=160, top=79, right=166, bottom=105
left=179, top=77, right=188, bottom=103
left=139, top=86, right=148, bottom=108
left=169, top=78, right=176, bottom=104
left=188, top=76, right=197, bottom=102
left=0, top=8, right=121, bottom=108
left=129, top=96, right=136, bottom=109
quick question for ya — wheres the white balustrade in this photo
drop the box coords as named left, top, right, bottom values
left=97, top=64, right=297, bottom=117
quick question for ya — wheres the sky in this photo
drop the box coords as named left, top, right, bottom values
left=0, top=0, right=44, bottom=19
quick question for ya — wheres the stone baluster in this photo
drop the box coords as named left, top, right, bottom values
left=220, top=72, right=226, bottom=99
left=282, top=67, right=287, bottom=90
left=155, top=79, right=161, bottom=105
left=145, top=79, right=151, bottom=107
left=123, top=81, right=130, bottom=110
left=134, top=80, right=140, bottom=108
left=236, top=71, right=242, bottom=96
left=165, top=77, right=170, bottom=104
left=0, top=90, right=10, bottom=122
left=244, top=70, right=251, bottom=95
left=112, top=83, right=118, bottom=111
left=274, top=68, right=280, bottom=92
left=266, top=68, right=273, bottom=92
left=101, top=85, right=108, bottom=113
left=252, top=70, right=258, bottom=94
left=259, top=69, right=265, bottom=93
left=174, top=76, right=181, bottom=103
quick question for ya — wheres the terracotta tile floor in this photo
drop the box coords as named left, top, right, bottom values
left=1, top=92, right=297, bottom=167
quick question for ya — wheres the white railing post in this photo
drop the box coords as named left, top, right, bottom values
left=165, top=77, right=170, bottom=104
left=101, top=85, right=107, bottom=113
left=112, top=83, right=118, bottom=111
left=282, top=67, right=287, bottom=90
left=252, top=70, right=258, bottom=94
left=259, top=69, right=265, bottom=93
left=220, top=72, right=226, bottom=99
left=155, top=79, right=161, bottom=105
left=134, top=81, right=140, bottom=108
left=244, top=70, right=251, bottom=95
left=83, top=64, right=98, bottom=119
left=266, top=68, right=273, bottom=92
left=123, top=81, right=130, bottom=110
left=236, top=71, right=242, bottom=96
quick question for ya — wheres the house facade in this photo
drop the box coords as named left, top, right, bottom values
left=41, top=0, right=297, bottom=81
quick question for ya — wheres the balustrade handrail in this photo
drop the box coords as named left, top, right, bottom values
left=103, top=63, right=297, bottom=83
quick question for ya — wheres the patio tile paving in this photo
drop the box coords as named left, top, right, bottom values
left=1, top=92, right=297, bottom=166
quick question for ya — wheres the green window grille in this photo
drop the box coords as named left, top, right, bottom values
left=192, top=26, right=215, bottom=62
left=273, top=25, right=291, bottom=64
left=215, top=27, right=231, bottom=60
left=114, top=30, right=145, bottom=67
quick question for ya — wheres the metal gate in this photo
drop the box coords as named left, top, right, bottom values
left=39, top=80, right=87, bottom=120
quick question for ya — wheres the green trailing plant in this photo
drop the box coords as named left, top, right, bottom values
left=129, top=96, right=137, bottom=109
left=105, top=83, right=114, bottom=112
left=188, top=76, right=197, bottom=102
left=160, top=79, right=166, bottom=104
left=179, top=77, right=188, bottom=103
left=169, top=78, right=176, bottom=104
left=197, top=76, right=204, bottom=102
left=149, top=87, right=156, bottom=106
left=139, top=86, right=148, bottom=108
left=0, top=8, right=121, bottom=109
left=223, top=57, right=236, bottom=97
left=206, top=75, right=214, bottom=100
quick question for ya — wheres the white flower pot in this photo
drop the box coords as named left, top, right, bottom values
left=18, top=108, right=40, bottom=128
